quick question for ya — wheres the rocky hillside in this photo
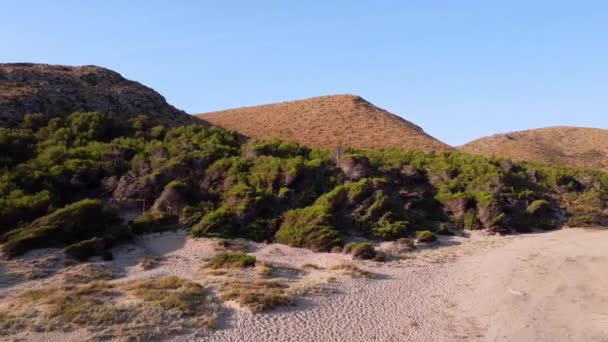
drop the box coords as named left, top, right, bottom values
left=197, top=95, right=451, bottom=152
left=0, top=63, right=204, bottom=127
left=461, top=126, right=608, bottom=171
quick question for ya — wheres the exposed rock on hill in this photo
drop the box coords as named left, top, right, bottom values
left=197, top=95, right=451, bottom=152
left=460, top=126, right=608, bottom=171
left=0, top=63, right=204, bottom=127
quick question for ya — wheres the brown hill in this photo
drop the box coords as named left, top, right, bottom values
left=0, top=63, right=204, bottom=127
left=197, top=95, right=450, bottom=152
left=460, top=126, right=608, bottom=171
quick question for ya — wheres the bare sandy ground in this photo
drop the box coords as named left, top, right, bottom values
left=2, top=228, right=608, bottom=341
left=450, top=229, right=608, bottom=342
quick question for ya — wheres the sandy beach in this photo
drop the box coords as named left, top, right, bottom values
left=2, top=228, right=608, bottom=342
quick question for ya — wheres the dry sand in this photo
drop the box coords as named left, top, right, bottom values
left=2, top=228, right=608, bottom=341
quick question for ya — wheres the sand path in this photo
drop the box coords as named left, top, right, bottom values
left=204, top=229, right=608, bottom=342
left=451, top=228, right=608, bottom=342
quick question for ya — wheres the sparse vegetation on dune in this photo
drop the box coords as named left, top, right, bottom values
left=138, top=256, right=160, bottom=270
left=220, top=280, right=294, bottom=313
left=343, top=242, right=377, bottom=259
left=1, top=112, right=607, bottom=259
left=128, top=276, right=212, bottom=316
left=330, top=262, right=376, bottom=278
left=59, top=263, right=113, bottom=283
left=206, top=252, right=256, bottom=269
left=0, top=276, right=222, bottom=339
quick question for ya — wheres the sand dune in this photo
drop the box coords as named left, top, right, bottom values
left=3, top=229, right=608, bottom=341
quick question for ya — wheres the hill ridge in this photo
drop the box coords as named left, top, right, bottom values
left=0, top=63, right=204, bottom=127
left=197, top=94, right=449, bottom=152
left=460, top=126, right=608, bottom=171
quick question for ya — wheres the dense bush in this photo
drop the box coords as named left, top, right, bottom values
left=63, top=237, right=107, bottom=261
left=276, top=223, right=342, bottom=251
left=131, top=211, right=180, bottom=234
left=564, top=191, right=607, bottom=227
left=343, top=242, right=376, bottom=259
left=0, top=112, right=607, bottom=258
left=191, top=205, right=240, bottom=238
left=0, top=199, right=125, bottom=257
left=415, top=230, right=437, bottom=243
left=370, top=220, right=409, bottom=240
left=0, top=190, right=52, bottom=232
left=206, top=252, right=256, bottom=269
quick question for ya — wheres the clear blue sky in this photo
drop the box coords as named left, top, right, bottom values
left=2, top=1, right=607, bottom=145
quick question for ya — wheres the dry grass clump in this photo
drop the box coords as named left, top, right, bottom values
left=330, top=262, right=375, bottom=278
left=215, top=239, right=249, bottom=252
left=126, top=276, right=212, bottom=317
left=5, top=281, right=122, bottom=333
left=0, top=276, right=222, bottom=340
left=1, top=253, right=64, bottom=282
left=254, top=261, right=273, bottom=277
left=59, top=263, right=113, bottom=283
left=0, top=311, right=29, bottom=333
left=397, top=237, right=416, bottom=248
left=138, top=256, right=160, bottom=270
left=220, top=280, right=294, bottom=313
left=301, top=263, right=323, bottom=270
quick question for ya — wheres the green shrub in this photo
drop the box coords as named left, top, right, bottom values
left=21, top=113, right=48, bottom=131
left=131, top=211, right=179, bottom=234
left=166, top=180, right=187, bottom=189
left=243, top=138, right=308, bottom=158
left=415, top=230, right=437, bottom=243
left=63, top=237, right=107, bottom=261
left=1, top=199, right=124, bottom=257
left=242, top=218, right=278, bottom=242
left=275, top=205, right=341, bottom=251
left=191, top=206, right=240, bottom=238
left=565, top=191, right=606, bottom=226
left=373, top=250, right=387, bottom=262
left=343, top=242, right=376, bottom=259
left=0, top=190, right=52, bottom=231
left=526, top=200, right=550, bottom=215
left=0, top=128, right=36, bottom=167
left=370, top=221, right=408, bottom=240
left=275, top=223, right=341, bottom=252
left=463, top=210, right=481, bottom=230
left=436, top=223, right=454, bottom=235
left=206, top=252, right=256, bottom=269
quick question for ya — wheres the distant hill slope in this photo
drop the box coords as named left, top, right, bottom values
left=197, top=95, right=451, bottom=152
left=460, top=126, right=608, bottom=171
left=0, top=63, right=204, bottom=127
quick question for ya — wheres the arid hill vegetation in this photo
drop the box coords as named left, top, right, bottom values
left=197, top=95, right=450, bottom=152
left=461, top=126, right=608, bottom=171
